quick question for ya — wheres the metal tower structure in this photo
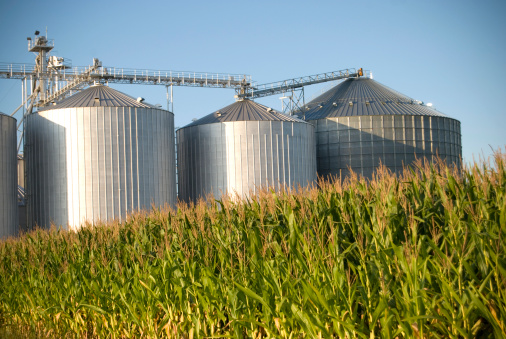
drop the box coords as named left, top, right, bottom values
left=0, top=31, right=252, bottom=151
left=0, top=31, right=365, bottom=147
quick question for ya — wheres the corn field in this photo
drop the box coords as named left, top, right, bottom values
left=0, top=152, right=505, bottom=338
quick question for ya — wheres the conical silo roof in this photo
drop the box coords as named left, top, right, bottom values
left=185, top=99, right=305, bottom=127
left=38, top=84, right=155, bottom=110
left=304, top=77, right=449, bottom=120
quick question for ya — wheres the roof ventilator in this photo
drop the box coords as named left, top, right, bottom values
left=137, top=97, right=144, bottom=103
left=349, top=101, right=353, bottom=106
left=332, top=102, right=337, bottom=107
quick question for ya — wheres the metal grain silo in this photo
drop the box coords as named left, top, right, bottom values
left=303, top=77, right=462, bottom=179
left=25, top=84, right=176, bottom=230
left=0, top=112, right=18, bottom=238
left=177, top=99, right=316, bottom=203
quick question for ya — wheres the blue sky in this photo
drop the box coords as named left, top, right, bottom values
left=1, top=0, right=504, bottom=163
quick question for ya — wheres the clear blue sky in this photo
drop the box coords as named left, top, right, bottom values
left=1, top=0, right=504, bottom=163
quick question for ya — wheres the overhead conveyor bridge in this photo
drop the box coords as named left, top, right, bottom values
left=236, top=68, right=362, bottom=100
left=234, top=68, right=365, bottom=114
left=0, top=62, right=252, bottom=104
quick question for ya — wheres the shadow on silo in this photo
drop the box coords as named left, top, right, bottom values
left=315, top=121, right=461, bottom=180
left=25, top=114, right=68, bottom=230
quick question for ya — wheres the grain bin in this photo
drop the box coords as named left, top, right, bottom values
left=304, top=77, right=462, bottom=178
left=177, top=99, right=316, bottom=203
left=25, top=84, right=176, bottom=230
left=0, top=112, right=18, bottom=238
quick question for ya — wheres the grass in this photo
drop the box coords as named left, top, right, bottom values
left=0, top=151, right=505, bottom=338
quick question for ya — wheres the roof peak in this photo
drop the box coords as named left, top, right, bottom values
left=184, top=99, right=306, bottom=127
left=303, top=77, right=451, bottom=120
left=38, top=85, right=159, bottom=111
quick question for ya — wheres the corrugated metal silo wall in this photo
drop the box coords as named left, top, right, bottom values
left=0, top=114, right=18, bottom=238
left=312, top=115, right=462, bottom=178
left=177, top=120, right=316, bottom=203
left=25, top=106, right=176, bottom=230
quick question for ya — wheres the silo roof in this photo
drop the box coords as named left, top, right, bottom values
left=303, top=77, right=450, bottom=120
left=38, top=84, right=156, bottom=110
left=184, top=99, right=306, bottom=127
left=0, top=111, right=16, bottom=120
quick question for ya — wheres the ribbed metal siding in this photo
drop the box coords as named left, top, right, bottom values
left=0, top=114, right=18, bottom=238
left=177, top=120, right=316, bottom=203
left=313, top=115, right=462, bottom=178
left=25, top=106, right=176, bottom=229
